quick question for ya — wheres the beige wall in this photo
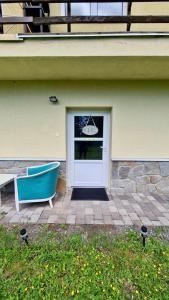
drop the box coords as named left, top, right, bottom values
left=0, top=80, right=169, bottom=159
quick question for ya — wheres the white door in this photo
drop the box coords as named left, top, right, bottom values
left=67, top=111, right=110, bottom=187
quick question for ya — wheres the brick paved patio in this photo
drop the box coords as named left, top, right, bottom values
left=0, top=190, right=169, bottom=226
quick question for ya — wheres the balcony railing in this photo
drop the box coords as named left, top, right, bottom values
left=0, top=0, right=169, bottom=35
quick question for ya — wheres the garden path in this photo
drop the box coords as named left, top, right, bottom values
left=0, top=190, right=169, bottom=226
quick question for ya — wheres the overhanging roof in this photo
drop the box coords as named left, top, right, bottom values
left=0, top=35, right=169, bottom=79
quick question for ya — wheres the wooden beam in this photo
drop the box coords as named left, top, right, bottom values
left=1, top=15, right=169, bottom=25
left=1, top=0, right=169, bottom=3
left=127, top=2, right=132, bottom=31
left=0, top=16, right=33, bottom=24
left=34, top=16, right=169, bottom=25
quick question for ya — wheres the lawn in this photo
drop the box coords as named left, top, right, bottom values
left=0, top=225, right=169, bottom=300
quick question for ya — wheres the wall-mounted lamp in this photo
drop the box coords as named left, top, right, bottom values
left=49, top=96, right=59, bottom=104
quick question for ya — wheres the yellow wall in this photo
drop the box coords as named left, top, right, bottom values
left=2, top=3, right=24, bottom=34
left=0, top=80, right=169, bottom=159
left=131, top=2, right=169, bottom=32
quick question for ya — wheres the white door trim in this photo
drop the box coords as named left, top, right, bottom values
left=67, top=110, right=110, bottom=188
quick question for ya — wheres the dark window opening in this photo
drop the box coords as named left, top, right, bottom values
left=24, top=2, right=50, bottom=33
left=0, top=4, right=3, bottom=34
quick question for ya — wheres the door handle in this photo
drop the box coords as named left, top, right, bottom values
left=100, top=146, right=106, bottom=151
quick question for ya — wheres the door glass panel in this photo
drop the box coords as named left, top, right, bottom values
left=74, top=116, right=103, bottom=138
left=75, top=141, right=103, bottom=160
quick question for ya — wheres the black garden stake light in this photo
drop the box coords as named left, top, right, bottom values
left=141, top=226, right=148, bottom=247
left=20, top=228, right=28, bottom=245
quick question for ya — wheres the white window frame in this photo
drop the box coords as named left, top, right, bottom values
left=61, top=2, right=127, bottom=16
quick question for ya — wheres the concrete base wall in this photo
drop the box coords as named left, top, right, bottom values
left=111, top=161, right=169, bottom=194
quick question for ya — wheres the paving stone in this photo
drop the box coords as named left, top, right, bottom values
left=66, top=215, right=76, bottom=224
left=158, top=217, right=169, bottom=226
left=109, top=206, right=118, bottom=213
left=54, top=218, right=66, bottom=224
left=40, top=211, right=51, bottom=218
left=126, top=207, right=135, bottom=213
left=128, top=213, right=140, bottom=221
left=133, top=220, right=142, bottom=226
left=4, top=210, right=16, bottom=218
left=92, top=201, right=102, bottom=205
left=122, top=216, right=133, bottom=225
left=102, top=209, right=111, bottom=216
left=103, top=215, right=113, bottom=224
left=132, top=204, right=143, bottom=211
left=85, top=215, right=94, bottom=224
left=93, top=220, right=104, bottom=225
left=153, top=202, right=167, bottom=213
left=152, top=221, right=162, bottom=226
left=111, top=212, right=121, bottom=219
left=147, top=195, right=156, bottom=201
left=22, top=210, right=34, bottom=217
left=140, top=217, right=152, bottom=226
left=76, top=212, right=85, bottom=219
left=113, top=220, right=124, bottom=225
left=47, top=215, right=58, bottom=223
left=0, top=216, right=12, bottom=224
left=37, top=218, right=49, bottom=224
left=0, top=206, right=13, bottom=213
left=132, top=194, right=142, bottom=202
left=85, top=208, right=93, bottom=215
left=119, top=208, right=128, bottom=216
left=93, top=209, right=103, bottom=219
left=121, top=200, right=130, bottom=206
left=21, top=217, right=30, bottom=224
left=163, top=212, right=169, bottom=220
left=136, top=210, right=149, bottom=218
left=29, top=214, right=41, bottom=223
left=76, top=217, right=85, bottom=224
left=145, top=212, right=157, bottom=220
left=9, top=215, right=22, bottom=223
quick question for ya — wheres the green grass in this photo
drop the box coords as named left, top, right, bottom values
left=0, top=225, right=169, bottom=300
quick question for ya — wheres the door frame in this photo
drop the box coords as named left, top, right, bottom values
left=67, top=109, right=111, bottom=188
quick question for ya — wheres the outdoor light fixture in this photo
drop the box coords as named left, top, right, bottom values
left=141, top=226, right=148, bottom=247
left=49, top=96, right=59, bottom=104
left=20, top=228, right=28, bottom=245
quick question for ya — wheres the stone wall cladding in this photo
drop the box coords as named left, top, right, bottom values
left=0, top=160, right=66, bottom=178
left=111, top=161, right=169, bottom=194
left=0, top=160, right=66, bottom=192
left=2, top=160, right=169, bottom=194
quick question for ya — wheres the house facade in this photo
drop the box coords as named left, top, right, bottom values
left=0, top=0, right=169, bottom=194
